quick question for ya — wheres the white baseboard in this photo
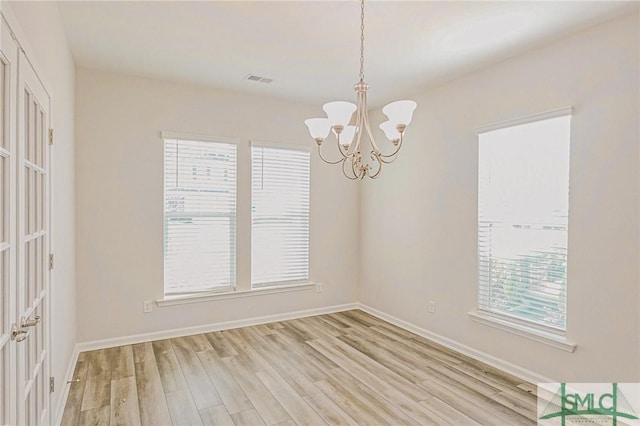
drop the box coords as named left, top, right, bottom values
left=357, top=303, right=554, bottom=385
left=76, top=302, right=359, bottom=352
left=54, top=344, right=80, bottom=426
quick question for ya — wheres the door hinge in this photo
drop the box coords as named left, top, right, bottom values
left=49, top=128, right=54, bottom=145
left=49, top=376, right=55, bottom=393
left=49, top=253, right=54, bottom=270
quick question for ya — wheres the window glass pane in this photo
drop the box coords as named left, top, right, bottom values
left=164, top=138, right=236, bottom=295
left=478, top=115, right=570, bottom=331
left=251, top=146, right=310, bottom=287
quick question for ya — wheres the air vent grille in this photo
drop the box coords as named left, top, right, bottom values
left=245, top=74, right=273, bottom=84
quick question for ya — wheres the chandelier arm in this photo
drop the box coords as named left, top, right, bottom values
left=351, top=154, right=361, bottom=178
left=342, top=157, right=359, bottom=180
left=378, top=153, right=399, bottom=164
left=317, top=144, right=346, bottom=165
left=365, top=152, right=383, bottom=179
left=377, top=134, right=404, bottom=159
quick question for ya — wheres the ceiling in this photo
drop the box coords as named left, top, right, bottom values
left=57, top=1, right=637, bottom=108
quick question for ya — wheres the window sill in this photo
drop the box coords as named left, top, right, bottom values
left=157, top=282, right=316, bottom=307
left=468, top=311, right=576, bottom=353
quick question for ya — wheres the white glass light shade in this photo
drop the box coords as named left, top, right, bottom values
left=323, top=101, right=357, bottom=127
left=304, top=118, right=331, bottom=140
left=382, top=100, right=417, bottom=125
left=338, top=125, right=357, bottom=146
left=379, top=121, right=401, bottom=141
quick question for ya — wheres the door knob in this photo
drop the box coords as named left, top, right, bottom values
left=21, top=315, right=40, bottom=328
left=10, top=324, right=30, bottom=343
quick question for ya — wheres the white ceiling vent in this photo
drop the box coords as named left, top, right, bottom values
left=244, top=74, right=273, bottom=84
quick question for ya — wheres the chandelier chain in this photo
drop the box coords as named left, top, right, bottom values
left=359, top=0, right=365, bottom=82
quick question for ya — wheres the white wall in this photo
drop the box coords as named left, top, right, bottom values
left=360, top=13, right=639, bottom=383
left=1, top=0, right=76, bottom=415
left=75, top=68, right=359, bottom=343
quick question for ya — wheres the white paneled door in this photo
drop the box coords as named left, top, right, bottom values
left=0, top=17, right=19, bottom=426
left=1, top=15, right=52, bottom=426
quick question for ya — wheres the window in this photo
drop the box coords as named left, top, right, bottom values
left=164, top=136, right=237, bottom=296
left=478, top=111, right=571, bottom=333
left=251, top=144, right=310, bottom=287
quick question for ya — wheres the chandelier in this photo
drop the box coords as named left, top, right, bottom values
left=304, top=0, right=416, bottom=180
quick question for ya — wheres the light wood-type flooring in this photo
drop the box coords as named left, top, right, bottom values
left=61, top=310, right=537, bottom=425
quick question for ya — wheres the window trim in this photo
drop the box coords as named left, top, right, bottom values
left=157, top=282, right=316, bottom=307
left=161, top=131, right=242, bottom=146
left=249, top=139, right=312, bottom=151
left=476, top=106, right=573, bottom=134
left=476, top=107, right=572, bottom=335
left=468, top=310, right=576, bottom=352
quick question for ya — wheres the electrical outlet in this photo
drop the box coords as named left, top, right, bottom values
left=428, top=301, right=436, bottom=313
left=314, top=283, right=323, bottom=293
left=143, top=300, right=153, bottom=313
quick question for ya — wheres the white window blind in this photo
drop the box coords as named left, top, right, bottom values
left=251, top=145, right=310, bottom=287
left=478, top=113, right=571, bottom=332
left=164, top=137, right=237, bottom=295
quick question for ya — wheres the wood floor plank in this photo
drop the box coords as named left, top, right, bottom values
left=305, top=338, right=392, bottom=394
left=105, top=345, right=135, bottom=380
left=489, top=390, right=538, bottom=420
left=302, top=390, right=359, bottom=426
left=369, top=325, right=466, bottom=366
left=132, top=343, right=173, bottom=426
left=80, top=372, right=110, bottom=411
left=184, top=333, right=215, bottom=352
left=381, top=387, right=449, bottom=425
left=313, top=379, right=389, bottom=425
left=231, top=408, right=267, bottom=426
left=78, top=405, right=110, bottom=426
left=422, top=374, right=535, bottom=425
left=171, top=336, right=223, bottom=409
left=221, top=329, right=272, bottom=372
left=197, top=349, right=253, bottom=414
left=327, top=367, right=420, bottom=425
left=110, top=376, right=142, bottom=426
left=222, top=355, right=292, bottom=425
left=165, top=389, right=203, bottom=426
left=63, top=310, right=537, bottom=426
left=265, top=333, right=334, bottom=382
left=84, top=349, right=111, bottom=378
left=60, top=360, right=88, bottom=426
left=421, top=362, right=501, bottom=397
left=241, top=327, right=321, bottom=397
left=199, top=404, right=235, bottom=426
left=152, top=339, right=188, bottom=393
left=299, top=317, right=347, bottom=342
left=330, top=337, right=431, bottom=401
left=255, top=368, right=327, bottom=425
left=343, top=324, right=436, bottom=370
left=314, top=315, right=352, bottom=335
left=337, top=331, right=434, bottom=384
left=204, top=331, right=238, bottom=357
left=419, top=397, right=482, bottom=426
